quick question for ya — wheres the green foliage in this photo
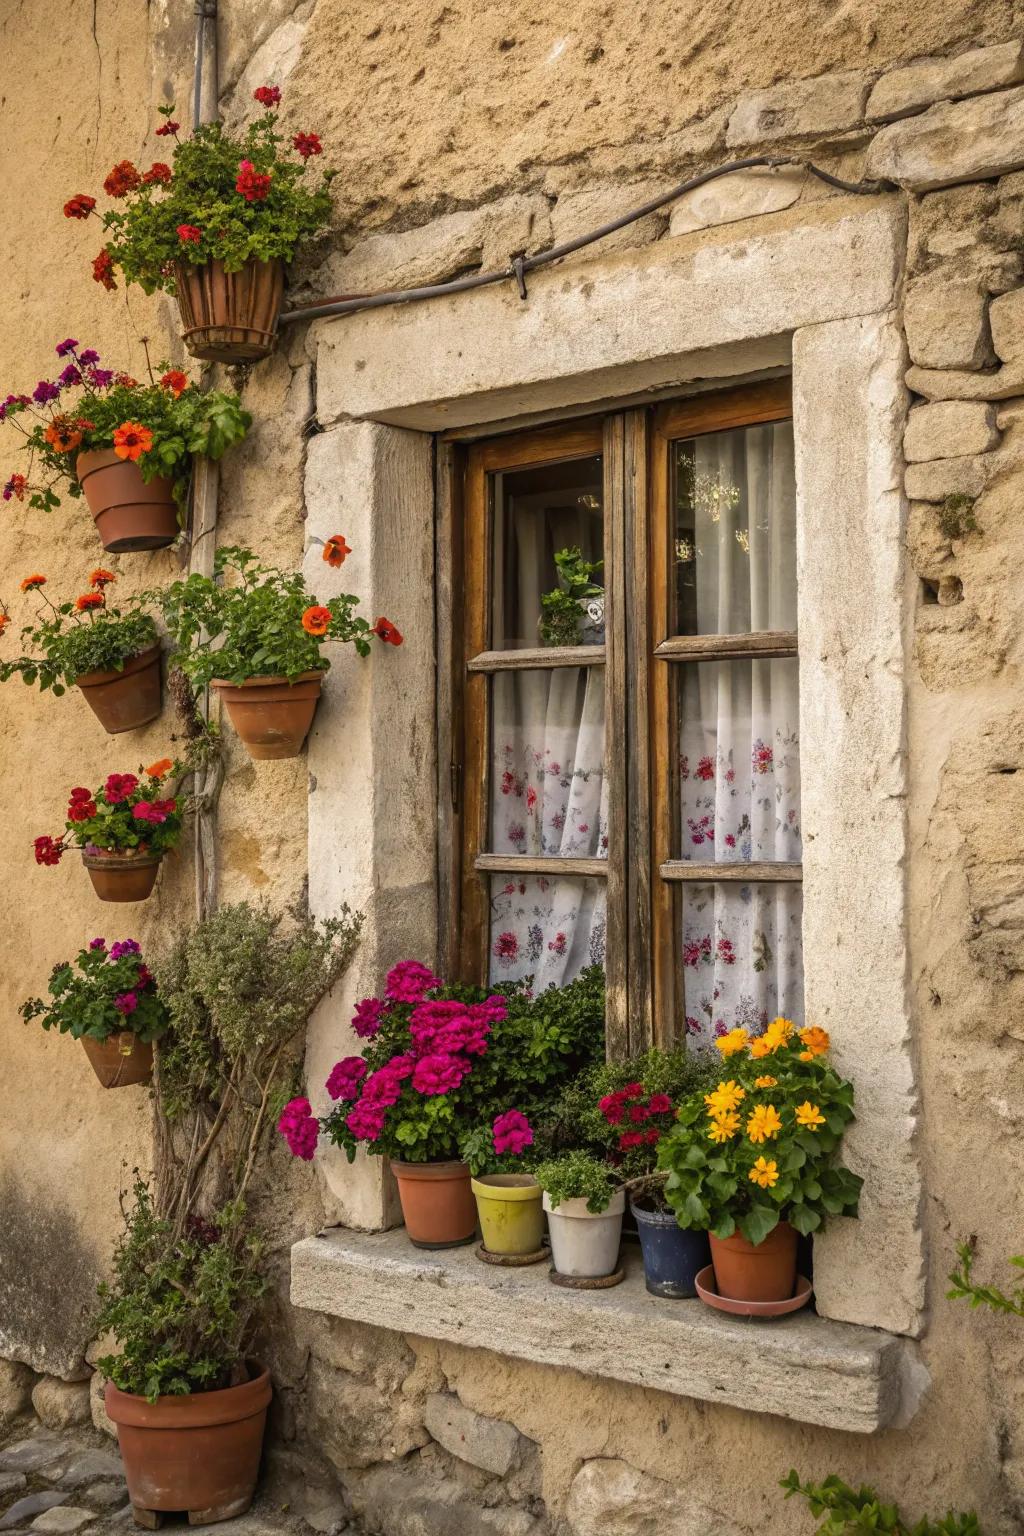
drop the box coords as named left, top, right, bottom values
left=948, top=1240, right=1024, bottom=1318
left=534, top=1150, right=620, bottom=1213
left=781, top=1471, right=981, bottom=1535
left=95, top=108, right=334, bottom=295
left=21, top=940, right=168, bottom=1044
left=159, top=545, right=376, bottom=688
left=658, top=1028, right=862, bottom=1246
left=939, top=494, right=981, bottom=541
left=52, top=764, right=184, bottom=858
left=96, top=1177, right=268, bottom=1401
left=0, top=581, right=157, bottom=695
left=539, top=547, right=604, bottom=647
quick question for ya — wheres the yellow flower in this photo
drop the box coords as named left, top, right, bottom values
left=764, top=1016, right=795, bottom=1048
left=749, top=1036, right=775, bottom=1059
left=795, top=1101, right=826, bottom=1130
left=707, top=1111, right=740, bottom=1143
left=749, top=1156, right=779, bottom=1189
left=746, top=1104, right=783, bottom=1144
left=799, top=1025, right=830, bottom=1059
left=704, top=1079, right=746, bottom=1114
left=754, top=1075, right=778, bottom=1089
left=716, top=1027, right=749, bottom=1058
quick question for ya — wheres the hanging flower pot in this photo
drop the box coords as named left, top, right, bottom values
left=391, top=1160, right=478, bottom=1249
left=175, top=258, right=285, bottom=364
left=77, top=449, right=178, bottom=553
left=83, top=848, right=163, bottom=903
left=105, top=1364, right=271, bottom=1526
left=80, top=1031, right=153, bottom=1089
left=708, top=1221, right=799, bottom=1304
left=75, top=643, right=162, bottom=734
left=631, top=1200, right=710, bottom=1299
left=472, top=1174, right=544, bottom=1257
left=210, top=671, right=323, bottom=761
left=543, top=1187, right=624, bottom=1279
left=33, top=761, right=182, bottom=899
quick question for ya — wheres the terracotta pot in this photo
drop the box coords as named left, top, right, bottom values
left=105, top=1364, right=271, bottom=1526
left=74, top=644, right=162, bottom=734
left=211, top=672, right=323, bottom=760
left=709, top=1220, right=799, bottom=1303
left=80, top=1032, right=153, bottom=1089
left=174, top=258, right=284, bottom=363
left=76, top=450, right=179, bottom=554
left=391, top=1159, right=478, bottom=1249
left=82, top=849, right=162, bottom=903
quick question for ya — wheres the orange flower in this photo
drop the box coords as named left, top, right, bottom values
left=323, top=534, right=352, bottom=568
left=302, top=605, right=332, bottom=636
left=89, top=568, right=116, bottom=589
left=145, top=757, right=173, bottom=780
left=112, top=422, right=153, bottom=461
left=19, top=574, right=46, bottom=591
left=798, top=1025, right=831, bottom=1060
left=160, top=370, right=188, bottom=398
left=44, top=417, right=83, bottom=453
left=0, top=613, right=9, bottom=633
left=75, top=592, right=105, bottom=612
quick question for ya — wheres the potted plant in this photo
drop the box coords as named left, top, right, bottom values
left=96, top=1178, right=270, bottom=1525
left=34, top=758, right=183, bottom=902
left=278, top=962, right=605, bottom=1249
left=467, top=1112, right=544, bottom=1259
left=0, top=570, right=161, bottom=732
left=160, top=544, right=403, bottom=760
left=658, top=1018, right=863, bottom=1309
left=64, top=89, right=335, bottom=363
left=1, top=340, right=249, bottom=551
left=21, top=936, right=167, bottom=1088
left=539, top=547, right=605, bottom=647
left=534, top=1151, right=624, bottom=1279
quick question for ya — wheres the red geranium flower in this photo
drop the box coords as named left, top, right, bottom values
left=293, top=132, right=322, bottom=159
left=75, top=592, right=105, bottom=612
left=90, top=568, right=116, bottom=589
left=155, top=120, right=179, bottom=137
left=3, top=474, right=28, bottom=502
left=33, top=835, right=65, bottom=866
left=322, top=534, right=351, bottom=568
left=160, top=369, right=188, bottom=397
left=63, top=194, right=96, bottom=220
left=235, top=160, right=272, bottom=202
left=253, top=84, right=281, bottom=107
left=92, top=249, right=116, bottom=291
left=103, top=161, right=141, bottom=197
left=19, top=574, right=46, bottom=591
left=301, top=605, right=332, bottom=637
left=142, top=162, right=173, bottom=186
left=67, top=793, right=97, bottom=822
left=372, top=617, right=403, bottom=646
left=176, top=224, right=202, bottom=244
left=648, top=1093, right=673, bottom=1114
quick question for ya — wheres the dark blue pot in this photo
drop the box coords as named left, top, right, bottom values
left=631, top=1201, right=711, bottom=1298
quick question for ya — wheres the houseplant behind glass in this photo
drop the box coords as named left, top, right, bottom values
left=539, top=547, right=605, bottom=647
left=0, top=570, right=161, bottom=733
left=21, top=936, right=167, bottom=1088
left=33, top=759, right=183, bottom=903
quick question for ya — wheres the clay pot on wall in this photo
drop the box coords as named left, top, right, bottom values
left=80, top=1032, right=153, bottom=1089
left=104, top=1364, right=271, bottom=1527
left=210, top=673, right=323, bottom=761
left=631, top=1200, right=710, bottom=1299
left=76, top=451, right=179, bottom=554
left=708, top=1220, right=799, bottom=1303
left=75, top=645, right=162, bottom=734
left=174, top=258, right=284, bottom=364
left=82, top=849, right=162, bottom=903
left=472, top=1174, right=544, bottom=1257
left=543, top=1188, right=624, bottom=1279
left=391, top=1160, right=478, bottom=1249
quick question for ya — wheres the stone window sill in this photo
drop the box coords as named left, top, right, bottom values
left=290, top=1229, right=923, bottom=1434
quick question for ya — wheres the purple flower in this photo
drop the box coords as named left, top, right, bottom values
left=385, top=960, right=441, bottom=1003
left=278, top=1097, right=319, bottom=1160
left=351, top=996, right=386, bottom=1039
left=493, top=1109, right=533, bottom=1157
left=411, top=1052, right=470, bottom=1096
left=79, top=348, right=100, bottom=364
left=89, top=937, right=106, bottom=951
left=32, top=380, right=60, bottom=404
left=109, top=939, right=142, bottom=961
left=58, top=364, right=81, bottom=387
left=87, top=367, right=114, bottom=389
left=325, top=1056, right=367, bottom=1102
left=113, top=991, right=138, bottom=1015
left=346, top=1100, right=386, bottom=1141
left=55, top=338, right=79, bottom=357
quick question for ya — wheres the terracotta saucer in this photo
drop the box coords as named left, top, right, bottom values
left=694, top=1265, right=813, bottom=1318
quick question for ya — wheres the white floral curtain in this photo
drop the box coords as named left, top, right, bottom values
left=676, top=422, right=804, bottom=1045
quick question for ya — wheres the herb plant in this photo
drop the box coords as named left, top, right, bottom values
left=781, top=1471, right=980, bottom=1535
left=66, top=91, right=334, bottom=296
left=96, top=1177, right=267, bottom=1401
left=159, top=544, right=402, bottom=689
left=21, top=937, right=167, bottom=1044
left=534, top=1150, right=620, bottom=1213
left=539, top=547, right=604, bottom=647
left=948, top=1240, right=1024, bottom=1319
left=1, top=340, right=249, bottom=516
left=658, top=1018, right=862, bottom=1246
left=32, top=760, right=183, bottom=868
left=0, top=570, right=156, bottom=694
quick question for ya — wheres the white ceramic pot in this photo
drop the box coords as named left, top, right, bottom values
left=542, top=1188, right=625, bottom=1277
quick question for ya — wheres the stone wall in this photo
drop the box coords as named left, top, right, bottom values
left=1, top=4, right=1024, bottom=1536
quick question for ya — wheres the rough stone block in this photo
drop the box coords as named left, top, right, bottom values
left=79, top=1484, right=127, bottom=1512
left=989, top=287, right=1024, bottom=362
left=904, top=454, right=992, bottom=502
left=29, top=1510, right=97, bottom=1534
left=565, top=1459, right=743, bottom=1536
left=0, top=1474, right=27, bottom=1499
left=350, top=1460, right=539, bottom=1536
left=550, top=181, right=669, bottom=254
left=668, top=166, right=803, bottom=235
left=300, top=1358, right=429, bottom=1472
left=0, top=1435, right=70, bottom=1475
left=904, top=274, right=992, bottom=369
left=30, top=1379, right=90, bottom=1432
left=0, top=1492, right=66, bottom=1532
left=424, top=1394, right=521, bottom=1476
left=726, top=69, right=871, bottom=147
left=904, top=401, right=999, bottom=461
left=41, top=1449, right=124, bottom=1490
left=866, top=86, right=1024, bottom=189
left=87, top=1374, right=115, bottom=1441
left=0, top=1358, right=35, bottom=1426
left=866, top=42, right=1024, bottom=122
left=905, top=359, right=1024, bottom=401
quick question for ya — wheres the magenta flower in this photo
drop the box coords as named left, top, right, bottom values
left=278, top=1097, right=319, bottom=1160
left=55, top=338, right=79, bottom=357
left=325, top=1056, right=367, bottom=1102
left=87, top=367, right=114, bottom=388
left=109, top=940, right=141, bottom=961
left=58, top=364, right=81, bottom=387
left=346, top=1100, right=386, bottom=1141
left=493, top=1109, right=533, bottom=1157
left=411, top=1052, right=470, bottom=1096
left=33, top=380, right=60, bottom=404
left=351, top=996, right=386, bottom=1038
left=104, top=773, right=139, bottom=804
left=113, top=991, right=138, bottom=1015
left=79, top=348, right=100, bottom=365
left=89, top=937, right=106, bottom=951
left=385, top=960, right=441, bottom=1003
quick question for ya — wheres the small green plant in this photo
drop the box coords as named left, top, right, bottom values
left=96, top=1177, right=268, bottom=1401
left=938, top=494, right=981, bottom=541
left=21, top=938, right=167, bottom=1045
left=781, top=1471, right=980, bottom=1535
left=539, top=547, right=604, bottom=647
left=948, top=1239, right=1024, bottom=1318
left=534, top=1150, right=620, bottom=1213
left=0, top=571, right=156, bottom=695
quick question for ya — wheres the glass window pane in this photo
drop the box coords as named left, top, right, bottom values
left=672, top=419, right=796, bottom=636
left=490, top=667, right=608, bottom=858
left=491, top=455, right=603, bottom=650
left=489, top=874, right=606, bottom=987
left=676, top=658, right=801, bottom=862
left=681, top=882, right=803, bottom=1046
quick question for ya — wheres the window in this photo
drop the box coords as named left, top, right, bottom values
left=447, top=380, right=800, bottom=1054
